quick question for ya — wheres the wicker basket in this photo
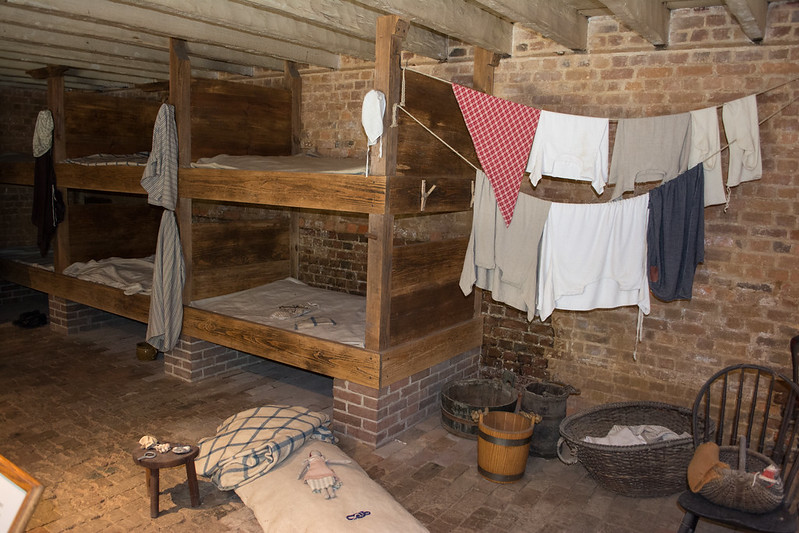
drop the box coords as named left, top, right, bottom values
left=698, top=446, right=784, bottom=513
left=559, top=401, right=704, bottom=497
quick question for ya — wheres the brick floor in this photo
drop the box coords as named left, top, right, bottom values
left=1, top=297, right=731, bottom=532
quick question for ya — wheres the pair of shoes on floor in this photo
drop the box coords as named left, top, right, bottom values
left=13, top=309, right=48, bottom=329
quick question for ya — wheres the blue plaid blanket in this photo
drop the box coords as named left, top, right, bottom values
left=195, top=405, right=334, bottom=490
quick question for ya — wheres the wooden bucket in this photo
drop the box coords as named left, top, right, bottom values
left=478, top=411, right=534, bottom=483
left=440, top=378, right=518, bottom=439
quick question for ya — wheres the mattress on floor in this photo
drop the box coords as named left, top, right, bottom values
left=234, top=440, right=428, bottom=533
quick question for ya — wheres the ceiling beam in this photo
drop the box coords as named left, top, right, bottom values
left=234, top=0, right=448, bottom=61
left=356, top=0, right=513, bottom=56
left=0, top=70, right=106, bottom=90
left=479, top=0, right=588, bottom=51
left=0, top=41, right=216, bottom=81
left=4, top=0, right=341, bottom=69
left=110, top=0, right=375, bottom=60
left=0, top=21, right=251, bottom=77
left=6, top=59, right=153, bottom=85
left=724, top=0, right=768, bottom=41
left=602, top=0, right=671, bottom=46
left=0, top=5, right=285, bottom=72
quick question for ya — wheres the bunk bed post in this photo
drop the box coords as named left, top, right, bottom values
left=471, top=48, right=501, bottom=319
left=170, top=38, right=194, bottom=304
left=44, top=67, right=67, bottom=163
left=42, top=66, right=70, bottom=272
left=284, top=61, right=303, bottom=278
left=284, top=61, right=303, bottom=156
left=364, top=16, right=408, bottom=352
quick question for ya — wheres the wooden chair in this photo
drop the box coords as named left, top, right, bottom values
left=677, top=364, right=799, bottom=533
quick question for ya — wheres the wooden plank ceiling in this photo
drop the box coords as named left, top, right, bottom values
left=0, top=0, right=772, bottom=91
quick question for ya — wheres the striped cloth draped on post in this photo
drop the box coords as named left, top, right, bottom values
left=141, top=103, right=184, bottom=351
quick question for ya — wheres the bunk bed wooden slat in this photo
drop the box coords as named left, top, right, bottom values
left=181, top=307, right=380, bottom=387
left=179, top=169, right=387, bottom=213
left=56, top=165, right=149, bottom=195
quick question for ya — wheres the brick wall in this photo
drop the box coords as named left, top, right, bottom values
left=298, top=212, right=368, bottom=295
left=0, top=86, right=46, bottom=154
left=1, top=87, right=45, bottom=248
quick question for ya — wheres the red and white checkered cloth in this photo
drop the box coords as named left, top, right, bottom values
left=453, top=84, right=541, bottom=226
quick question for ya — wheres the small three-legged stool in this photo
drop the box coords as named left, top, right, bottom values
left=131, top=445, right=201, bottom=518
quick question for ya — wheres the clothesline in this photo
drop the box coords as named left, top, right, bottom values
left=392, top=67, right=798, bottom=208
left=403, top=66, right=799, bottom=120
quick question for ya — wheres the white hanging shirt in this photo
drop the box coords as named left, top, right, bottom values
left=527, top=110, right=609, bottom=195
left=722, top=94, right=762, bottom=187
left=688, top=107, right=726, bottom=207
left=537, top=193, right=650, bottom=321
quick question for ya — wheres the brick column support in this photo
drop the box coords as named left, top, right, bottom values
left=47, top=295, right=123, bottom=335
left=332, top=348, right=480, bottom=447
left=164, top=334, right=255, bottom=382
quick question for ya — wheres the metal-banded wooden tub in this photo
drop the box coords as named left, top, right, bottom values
left=440, top=378, right=517, bottom=439
left=477, top=411, right=534, bottom=483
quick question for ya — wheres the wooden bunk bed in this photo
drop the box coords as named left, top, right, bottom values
left=171, top=23, right=483, bottom=390
left=1, top=18, right=484, bottom=401
left=0, top=89, right=162, bottom=323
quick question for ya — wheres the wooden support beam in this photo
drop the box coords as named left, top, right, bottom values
left=364, top=15, right=407, bottom=352
left=479, top=0, right=587, bottom=51
left=284, top=61, right=303, bottom=155
left=471, top=47, right=499, bottom=323
left=46, top=70, right=65, bottom=164
left=369, top=15, right=408, bottom=178
left=169, top=38, right=191, bottom=168
left=473, top=47, right=501, bottom=95
left=4, top=0, right=341, bottom=69
left=603, top=0, right=670, bottom=46
left=725, top=0, right=768, bottom=42
left=357, top=0, right=512, bottom=56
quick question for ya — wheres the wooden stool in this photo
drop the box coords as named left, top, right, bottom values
left=131, top=445, right=201, bottom=518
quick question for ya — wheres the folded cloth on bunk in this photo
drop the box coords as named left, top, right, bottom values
left=583, top=424, right=690, bottom=446
left=195, top=405, right=334, bottom=491
left=62, top=256, right=154, bottom=295
left=63, top=152, right=150, bottom=166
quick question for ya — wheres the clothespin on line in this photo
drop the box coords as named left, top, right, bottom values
left=421, top=179, right=437, bottom=211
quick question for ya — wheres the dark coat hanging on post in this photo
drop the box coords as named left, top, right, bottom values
left=32, top=148, right=64, bottom=256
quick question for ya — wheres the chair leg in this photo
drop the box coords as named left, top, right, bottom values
left=677, top=511, right=698, bottom=533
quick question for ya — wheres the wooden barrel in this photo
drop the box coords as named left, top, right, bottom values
left=440, top=378, right=517, bottom=439
left=477, top=411, right=534, bottom=483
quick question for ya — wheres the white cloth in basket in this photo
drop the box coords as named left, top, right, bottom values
left=583, top=424, right=689, bottom=446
